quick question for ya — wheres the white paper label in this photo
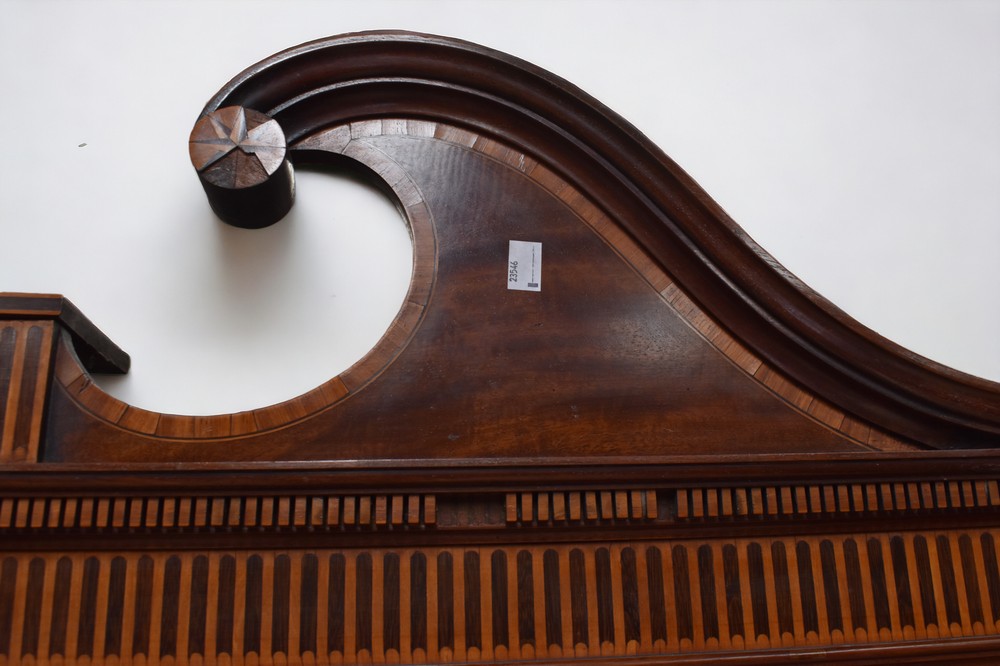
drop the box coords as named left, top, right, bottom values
left=507, top=240, right=542, bottom=291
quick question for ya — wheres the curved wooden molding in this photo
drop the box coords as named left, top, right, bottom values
left=50, top=133, right=437, bottom=440
left=37, top=30, right=998, bottom=452
left=5, top=32, right=1000, bottom=665
left=182, top=30, right=1000, bottom=449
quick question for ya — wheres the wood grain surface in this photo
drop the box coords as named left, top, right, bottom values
left=3, top=31, right=1000, bottom=665
left=3, top=529, right=1000, bottom=665
left=37, top=119, right=918, bottom=462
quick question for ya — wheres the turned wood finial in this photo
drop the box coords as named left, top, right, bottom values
left=189, top=106, right=294, bottom=228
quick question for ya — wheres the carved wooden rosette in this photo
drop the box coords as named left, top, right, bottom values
left=189, top=105, right=293, bottom=228
left=2, top=31, right=1000, bottom=665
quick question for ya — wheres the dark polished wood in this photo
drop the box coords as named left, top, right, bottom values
left=2, top=31, right=1000, bottom=664
left=189, top=105, right=294, bottom=228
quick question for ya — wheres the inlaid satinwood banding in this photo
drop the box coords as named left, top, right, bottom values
left=53, top=130, right=437, bottom=440
left=56, top=118, right=916, bottom=451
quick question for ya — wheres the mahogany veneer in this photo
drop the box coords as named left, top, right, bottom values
left=2, top=31, right=1000, bottom=665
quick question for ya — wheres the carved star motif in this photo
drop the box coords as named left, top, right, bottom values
left=189, top=107, right=286, bottom=189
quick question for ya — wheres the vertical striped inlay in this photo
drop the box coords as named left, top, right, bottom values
left=0, top=529, right=999, bottom=662
left=0, top=322, right=54, bottom=462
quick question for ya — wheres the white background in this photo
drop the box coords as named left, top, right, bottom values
left=1, top=0, right=998, bottom=415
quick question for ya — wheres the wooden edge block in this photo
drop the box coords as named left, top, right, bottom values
left=194, top=414, right=232, bottom=438
left=433, top=124, right=478, bottom=147
left=252, top=398, right=309, bottom=432
left=974, top=481, right=989, bottom=508
left=53, top=336, right=85, bottom=386
left=0, top=498, right=14, bottom=527
left=296, top=384, right=332, bottom=414
left=894, top=484, right=909, bottom=511
left=292, top=125, right=351, bottom=153
left=259, top=496, right=275, bottom=526
left=615, top=491, right=629, bottom=520
left=194, top=496, right=210, bottom=526
left=528, top=164, right=570, bottom=197
left=473, top=135, right=512, bottom=161
left=616, top=240, right=664, bottom=290
left=230, top=410, right=258, bottom=436
left=608, top=491, right=626, bottom=520
left=765, top=488, right=778, bottom=515
left=357, top=496, right=372, bottom=525
left=326, top=497, right=341, bottom=526
left=94, top=497, right=111, bottom=527
left=585, top=492, right=599, bottom=521
left=839, top=416, right=871, bottom=444
left=308, top=496, right=324, bottom=526
left=733, top=488, right=748, bottom=516
left=63, top=372, right=89, bottom=398
left=569, top=492, right=582, bottom=521
left=156, top=414, right=197, bottom=438
left=537, top=492, right=550, bottom=522
left=691, top=488, right=705, bottom=518
left=375, top=495, right=388, bottom=525
left=630, top=491, right=643, bottom=519
left=319, top=377, right=351, bottom=405
left=407, top=495, right=421, bottom=525
left=48, top=497, right=65, bottom=528
left=646, top=490, right=658, bottom=519
left=392, top=172, right=423, bottom=208
left=557, top=185, right=588, bottom=212
left=382, top=302, right=424, bottom=349
left=381, top=118, right=408, bottom=135
left=423, top=495, right=436, bottom=525
left=160, top=496, right=177, bottom=527
left=118, top=406, right=160, bottom=435
left=407, top=275, right=435, bottom=315
left=750, top=488, right=764, bottom=515
left=228, top=497, right=244, bottom=527
left=75, top=380, right=128, bottom=422
left=14, top=497, right=32, bottom=528
left=350, top=120, right=381, bottom=139
left=339, top=341, right=399, bottom=392
left=988, top=481, right=1000, bottom=506
left=948, top=482, right=962, bottom=509
left=659, top=281, right=683, bottom=305
left=821, top=486, right=836, bottom=512
left=277, top=496, right=292, bottom=526
left=521, top=492, right=535, bottom=523
left=128, top=498, right=144, bottom=528
left=293, top=496, right=308, bottom=526
left=30, top=498, right=47, bottom=528
left=390, top=495, right=404, bottom=525
left=794, top=487, right=808, bottom=514
left=706, top=488, right=719, bottom=518
left=868, top=429, right=917, bottom=452
left=961, top=481, right=976, bottom=508
left=405, top=119, right=437, bottom=137
left=697, top=314, right=731, bottom=348
left=676, top=489, right=689, bottom=519
left=502, top=147, right=537, bottom=174
left=808, top=486, right=823, bottom=513
left=837, top=486, right=851, bottom=513
left=779, top=487, right=793, bottom=514
left=553, top=492, right=567, bottom=521
left=720, top=337, right=763, bottom=375
left=808, top=400, right=847, bottom=431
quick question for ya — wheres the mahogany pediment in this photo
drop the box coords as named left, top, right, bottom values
left=3, top=31, right=1000, bottom=665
